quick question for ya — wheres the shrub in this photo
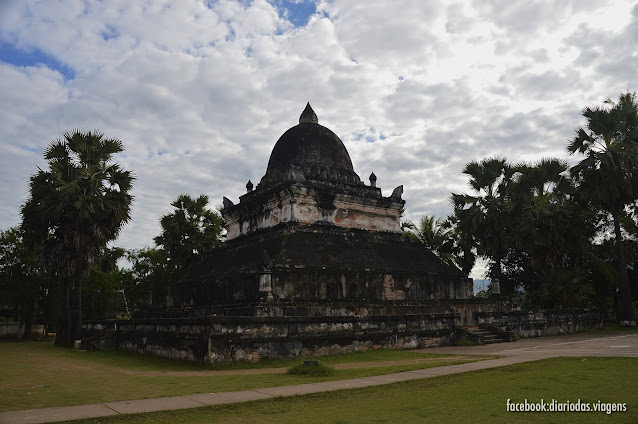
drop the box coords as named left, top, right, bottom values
left=286, top=360, right=335, bottom=377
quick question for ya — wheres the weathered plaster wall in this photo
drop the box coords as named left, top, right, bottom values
left=224, top=184, right=403, bottom=241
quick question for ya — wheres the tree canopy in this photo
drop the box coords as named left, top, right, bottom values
left=20, top=130, right=134, bottom=345
left=154, top=194, right=224, bottom=271
left=568, top=92, right=638, bottom=324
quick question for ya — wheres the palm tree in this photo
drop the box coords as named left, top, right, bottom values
left=451, top=157, right=512, bottom=294
left=568, top=92, right=638, bottom=325
left=503, top=159, right=597, bottom=307
left=403, top=215, right=463, bottom=270
left=507, top=158, right=584, bottom=270
left=21, top=130, right=134, bottom=345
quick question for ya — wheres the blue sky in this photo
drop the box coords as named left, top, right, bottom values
left=0, top=41, right=75, bottom=80
left=1, top=0, right=637, bottom=279
left=276, top=0, right=317, bottom=27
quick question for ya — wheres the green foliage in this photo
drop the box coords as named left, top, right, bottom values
left=82, top=247, right=128, bottom=320
left=568, top=92, right=638, bottom=213
left=0, top=227, right=56, bottom=328
left=452, top=157, right=512, bottom=289
left=456, top=339, right=477, bottom=346
left=154, top=194, right=224, bottom=271
left=286, top=361, right=335, bottom=377
left=539, top=268, right=595, bottom=309
left=447, top=94, right=638, bottom=313
left=122, top=247, right=182, bottom=309
left=507, top=159, right=589, bottom=269
left=20, top=130, right=134, bottom=345
left=403, top=215, right=469, bottom=272
left=499, top=159, right=597, bottom=305
left=568, top=92, right=638, bottom=322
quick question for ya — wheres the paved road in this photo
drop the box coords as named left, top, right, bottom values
left=2, top=332, right=636, bottom=424
left=424, top=332, right=638, bottom=358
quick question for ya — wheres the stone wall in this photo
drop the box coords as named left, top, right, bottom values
left=476, top=309, right=603, bottom=337
left=138, top=299, right=504, bottom=326
left=0, top=322, right=24, bottom=339
left=83, top=306, right=603, bottom=364
left=0, top=323, right=46, bottom=340
left=83, top=313, right=459, bottom=363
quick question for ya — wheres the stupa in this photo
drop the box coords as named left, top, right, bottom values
left=173, top=104, right=472, bottom=310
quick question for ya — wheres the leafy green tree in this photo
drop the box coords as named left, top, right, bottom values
left=452, top=157, right=513, bottom=294
left=122, top=247, right=181, bottom=309
left=21, top=130, right=134, bottom=345
left=154, top=194, right=224, bottom=271
left=442, top=214, right=477, bottom=276
left=82, top=247, right=127, bottom=320
left=568, top=93, right=638, bottom=325
left=507, top=159, right=592, bottom=269
left=0, top=227, right=55, bottom=334
left=499, top=159, right=597, bottom=307
left=540, top=268, right=595, bottom=309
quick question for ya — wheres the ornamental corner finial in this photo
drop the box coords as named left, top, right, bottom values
left=299, top=102, right=318, bottom=124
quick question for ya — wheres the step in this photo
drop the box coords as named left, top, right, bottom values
left=464, top=327, right=506, bottom=344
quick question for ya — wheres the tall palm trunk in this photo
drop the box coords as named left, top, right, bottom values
left=613, top=212, right=635, bottom=324
left=492, top=253, right=502, bottom=295
left=71, top=269, right=83, bottom=342
left=56, top=278, right=71, bottom=346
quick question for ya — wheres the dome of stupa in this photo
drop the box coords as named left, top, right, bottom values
left=259, top=103, right=362, bottom=187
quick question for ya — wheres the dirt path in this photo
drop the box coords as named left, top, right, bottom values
left=119, top=355, right=483, bottom=376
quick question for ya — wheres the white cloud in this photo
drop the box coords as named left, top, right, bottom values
left=1, top=0, right=637, bottom=280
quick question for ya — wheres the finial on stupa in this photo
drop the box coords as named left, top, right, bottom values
left=369, top=172, right=377, bottom=187
left=246, top=179, right=253, bottom=192
left=299, top=102, right=318, bottom=124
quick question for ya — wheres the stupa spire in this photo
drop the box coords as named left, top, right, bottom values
left=299, top=102, right=318, bottom=124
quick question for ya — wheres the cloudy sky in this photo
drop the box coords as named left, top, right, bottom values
left=1, top=0, right=637, bottom=278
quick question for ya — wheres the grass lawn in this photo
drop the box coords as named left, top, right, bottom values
left=65, top=356, right=638, bottom=424
left=0, top=340, right=491, bottom=412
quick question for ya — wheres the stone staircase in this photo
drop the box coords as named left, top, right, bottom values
left=465, top=326, right=506, bottom=344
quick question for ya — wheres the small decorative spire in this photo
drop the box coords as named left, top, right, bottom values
left=369, top=172, right=377, bottom=187
left=299, top=102, right=318, bottom=124
left=246, top=179, right=253, bottom=192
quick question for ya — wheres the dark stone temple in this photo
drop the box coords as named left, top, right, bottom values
left=173, top=103, right=472, bottom=309
left=83, top=105, right=602, bottom=363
